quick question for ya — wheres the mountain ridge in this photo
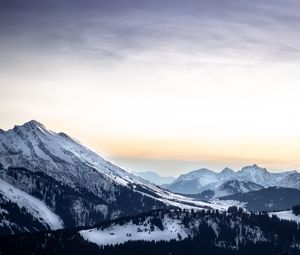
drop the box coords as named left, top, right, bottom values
left=168, top=164, right=298, bottom=194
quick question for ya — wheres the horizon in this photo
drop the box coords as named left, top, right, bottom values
left=1, top=119, right=299, bottom=177
left=1, top=0, right=300, bottom=175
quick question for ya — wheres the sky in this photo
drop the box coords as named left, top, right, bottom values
left=1, top=0, right=300, bottom=176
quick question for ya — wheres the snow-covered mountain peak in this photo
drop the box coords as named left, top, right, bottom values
left=13, top=120, right=46, bottom=131
left=24, top=119, right=45, bottom=128
left=0, top=120, right=137, bottom=186
left=240, top=164, right=267, bottom=173
left=12, top=120, right=55, bottom=139
left=219, top=167, right=235, bottom=177
left=236, top=164, right=273, bottom=187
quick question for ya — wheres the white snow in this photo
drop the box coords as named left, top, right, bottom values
left=210, top=199, right=246, bottom=209
left=0, top=179, right=64, bottom=230
left=80, top=216, right=188, bottom=246
left=278, top=173, right=300, bottom=189
left=269, top=210, right=300, bottom=223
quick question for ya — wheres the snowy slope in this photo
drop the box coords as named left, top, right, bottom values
left=0, top=120, right=136, bottom=188
left=80, top=216, right=187, bottom=246
left=0, top=179, right=63, bottom=230
left=269, top=210, right=300, bottom=223
left=278, top=173, right=300, bottom=189
left=214, top=180, right=264, bottom=198
left=79, top=209, right=267, bottom=248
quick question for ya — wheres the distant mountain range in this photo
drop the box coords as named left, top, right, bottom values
left=133, top=171, right=176, bottom=185
left=167, top=165, right=299, bottom=196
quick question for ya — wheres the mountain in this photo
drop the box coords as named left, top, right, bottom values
left=184, top=180, right=264, bottom=200
left=278, top=172, right=300, bottom=189
left=1, top=208, right=300, bottom=255
left=168, top=164, right=295, bottom=194
left=168, top=168, right=234, bottom=194
left=220, top=187, right=300, bottom=211
left=235, top=165, right=294, bottom=186
left=214, top=180, right=264, bottom=198
left=218, top=167, right=236, bottom=178
left=133, top=171, right=176, bottom=185
left=235, top=165, right=274, bottom=186
left=0, top=120, right=222, bottom=235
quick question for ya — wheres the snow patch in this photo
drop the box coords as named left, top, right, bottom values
left=0, top=179, right=64, bottom=230
left=269, top=210, right=300, bottom=223
left=80, top=217, right=188, bottom=246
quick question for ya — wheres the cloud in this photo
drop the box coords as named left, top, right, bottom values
left=1, top=0, right=300, bottom=65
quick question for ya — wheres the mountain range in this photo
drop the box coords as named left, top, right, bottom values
left=167, top=165, right=299, bottom=196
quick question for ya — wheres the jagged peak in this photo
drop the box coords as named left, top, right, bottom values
left=14, top=120, right=45, bottom=130
left=240, top=164, right=267, bottom=172
left=25, top=120, right=45, bottom=128
left=5, top=120, right=89, bottom=151
left=12, top=120, right=52, bottom=135
left=220, top=167, right=235, bottom=174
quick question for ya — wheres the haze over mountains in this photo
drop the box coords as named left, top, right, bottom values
left=133, top=171, right=176, bottom=185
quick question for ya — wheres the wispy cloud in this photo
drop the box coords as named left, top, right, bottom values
left=1, top=0, right=300, bottom=64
